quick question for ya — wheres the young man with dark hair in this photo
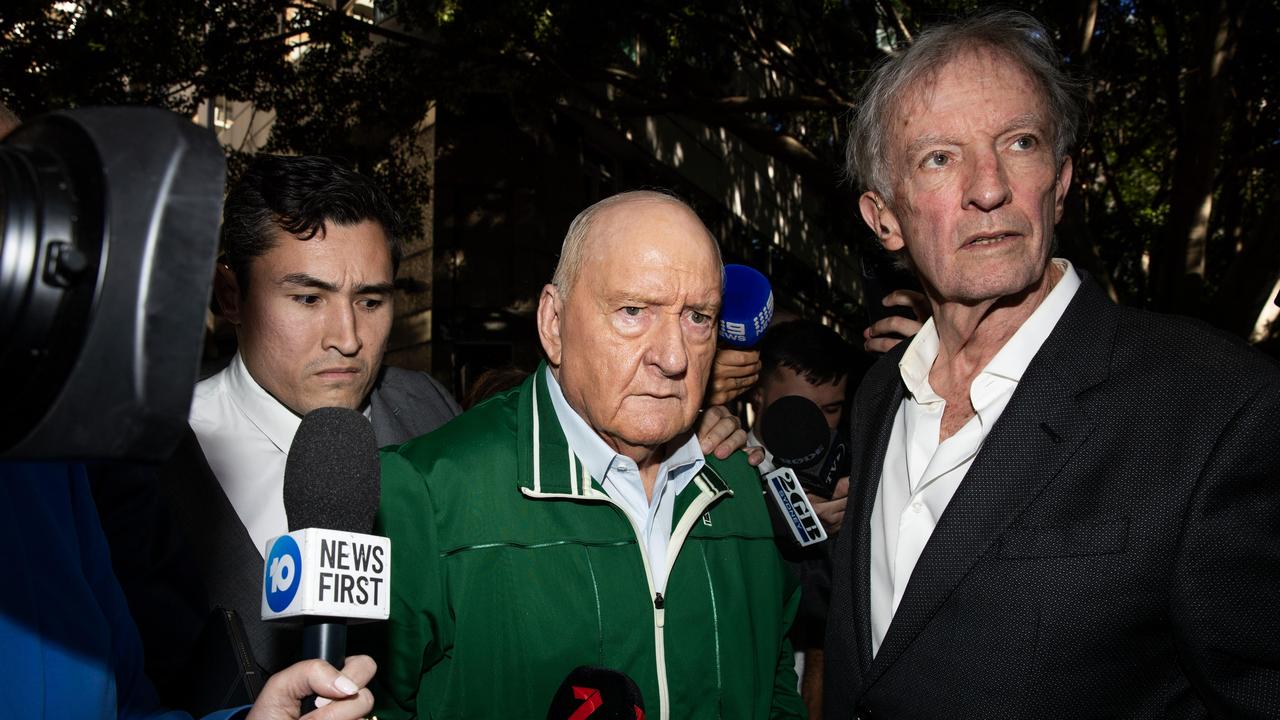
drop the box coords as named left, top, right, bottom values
left=2, top=103, right=379, bottom=720
left=93, top=154, right=461, bottom=715
left=752, top=321, right=857, bottom=435
left=750, top=320, right=862, bottom=531
left=745, top=320, right=859, bottom=719
left=217, top=155, right=406, bottom=301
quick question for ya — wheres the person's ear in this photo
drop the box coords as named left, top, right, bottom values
left=858, top=192, right=904, bottom=252
left=1053, top=156, right=1074, bottom=222
left=213, top=264, right=243, bottom=324
left=536, top=284, right=564, bottom=366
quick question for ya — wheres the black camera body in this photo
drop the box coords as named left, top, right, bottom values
left=0, top=107, right=225, bottom=461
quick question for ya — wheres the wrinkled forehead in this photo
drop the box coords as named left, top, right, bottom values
left=888, top=46, right=1049, bottom=149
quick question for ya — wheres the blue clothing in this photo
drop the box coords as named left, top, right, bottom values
left=0, top=462, right=244, bottom=720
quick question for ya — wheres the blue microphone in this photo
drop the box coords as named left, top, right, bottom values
left=718, top=264, right=774, bottom=348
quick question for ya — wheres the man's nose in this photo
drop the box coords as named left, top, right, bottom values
left=648, top=314, right=689, bottom=377
left=964, top=147, right=1012, bottom=212
left=322, top=302, right=362, bottom=356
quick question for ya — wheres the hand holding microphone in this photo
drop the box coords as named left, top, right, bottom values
left=808, top=476, right=850, bottom=535
left=755, top=395, right=856, bottom=547
left=262, top=407, right=391, bottom=715
left=754, top=396, right=830, bottom=550
left=245, top=655, right=375, bottom=720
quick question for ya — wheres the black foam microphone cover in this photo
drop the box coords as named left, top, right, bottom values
left=546, top=666, right=646, bottom=720
left=760, top=395, right=830, bottom=470
left=284, top=406, right=380, bottom=534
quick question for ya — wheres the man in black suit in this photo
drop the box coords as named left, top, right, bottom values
left=824, top=10, right=1280, bottom=719
left=92, top=155, right=462, bottom=714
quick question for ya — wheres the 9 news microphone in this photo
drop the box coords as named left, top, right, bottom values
left=718, top=264, right=774, bottom=348
left=756, top=395, right=839, bottom=549
left=261, top=407, right=390, bottom=714
left=547, top=666, right=646, bottom=720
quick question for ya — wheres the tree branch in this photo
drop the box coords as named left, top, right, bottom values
left=613, top=94, right=849, bottom=116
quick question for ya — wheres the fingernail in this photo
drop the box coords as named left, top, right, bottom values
left=315, top=697, right=333, bottom=708
left=335, top=675, right=359, bottom=695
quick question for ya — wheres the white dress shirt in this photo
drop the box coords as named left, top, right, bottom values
left=189, top=353, right=373, bottom=558
left=189, top=353, right=299, bottom=558
left=545, top=367, right=704, bottom=593
left=869, top=260, right=1081, bottom=656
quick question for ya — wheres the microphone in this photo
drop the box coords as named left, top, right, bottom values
left=761, top=395, right=830, bottom=472
left=546, top=666, right=646, bottom=720
left=261, top=406, right=390, bottom=713
left=762, top=395, right=848, bottom=499
left=755, top=396, right=834, bottom=548
left=718, top=264, right=774, bottom=348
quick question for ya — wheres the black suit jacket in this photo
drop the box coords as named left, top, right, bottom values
left=91, top=365, right=460, bottom=716
left=824, top=277, right=1280, bottom=719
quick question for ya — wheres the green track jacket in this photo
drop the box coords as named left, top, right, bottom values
left=369, top=366, right=804, bottom=719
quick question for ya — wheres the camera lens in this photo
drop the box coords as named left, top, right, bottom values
left=0, top=124, right=102, bottom=452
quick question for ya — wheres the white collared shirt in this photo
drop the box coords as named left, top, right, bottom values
left=545, top=367, right=704, bottom=593
left=869, top=259, right=1081, bottom=656
left=189, top=353, right=374, bottom=558
left=190, top=352, right=299, bottom=558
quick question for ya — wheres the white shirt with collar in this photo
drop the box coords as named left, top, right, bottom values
left=189, top=352, right=372, bottom=559
left=869, top=259, right=1081, bottom=656
left=544, top=366, right=705, bottom=594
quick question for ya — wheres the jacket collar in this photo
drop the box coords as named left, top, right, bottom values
left=855, top=271, right=1115, bottom=689
left=223, top=351, right=302, bottom=455
left=516, top=361, right=729, bottom=499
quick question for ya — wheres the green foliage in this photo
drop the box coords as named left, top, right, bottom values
left=1, top=0, right=291, bottom=114
left=4, top=0, right=1277, bottom=339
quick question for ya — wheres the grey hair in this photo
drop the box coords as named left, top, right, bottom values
left=551, top=189, right=722, bottom=296
left=847, top=9, right=1085, bottom=202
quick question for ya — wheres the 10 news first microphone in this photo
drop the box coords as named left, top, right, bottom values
left=255, top=264, right=833, bottom=715
left=261, top=408, right=650, bottom=718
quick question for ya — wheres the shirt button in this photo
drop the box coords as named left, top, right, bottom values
left=911, top=502, right=924, bottom=514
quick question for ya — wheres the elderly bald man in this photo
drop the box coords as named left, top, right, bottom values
left=369, top=191, right=804, bottom=720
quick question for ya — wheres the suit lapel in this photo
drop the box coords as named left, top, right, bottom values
left=861, top=277, right=1116, bottom=689
left=367, top=368, right=403, bottom=448
left=848, top=350, right=908, bottom=675
left=162, top=429, right=288, bottom=670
